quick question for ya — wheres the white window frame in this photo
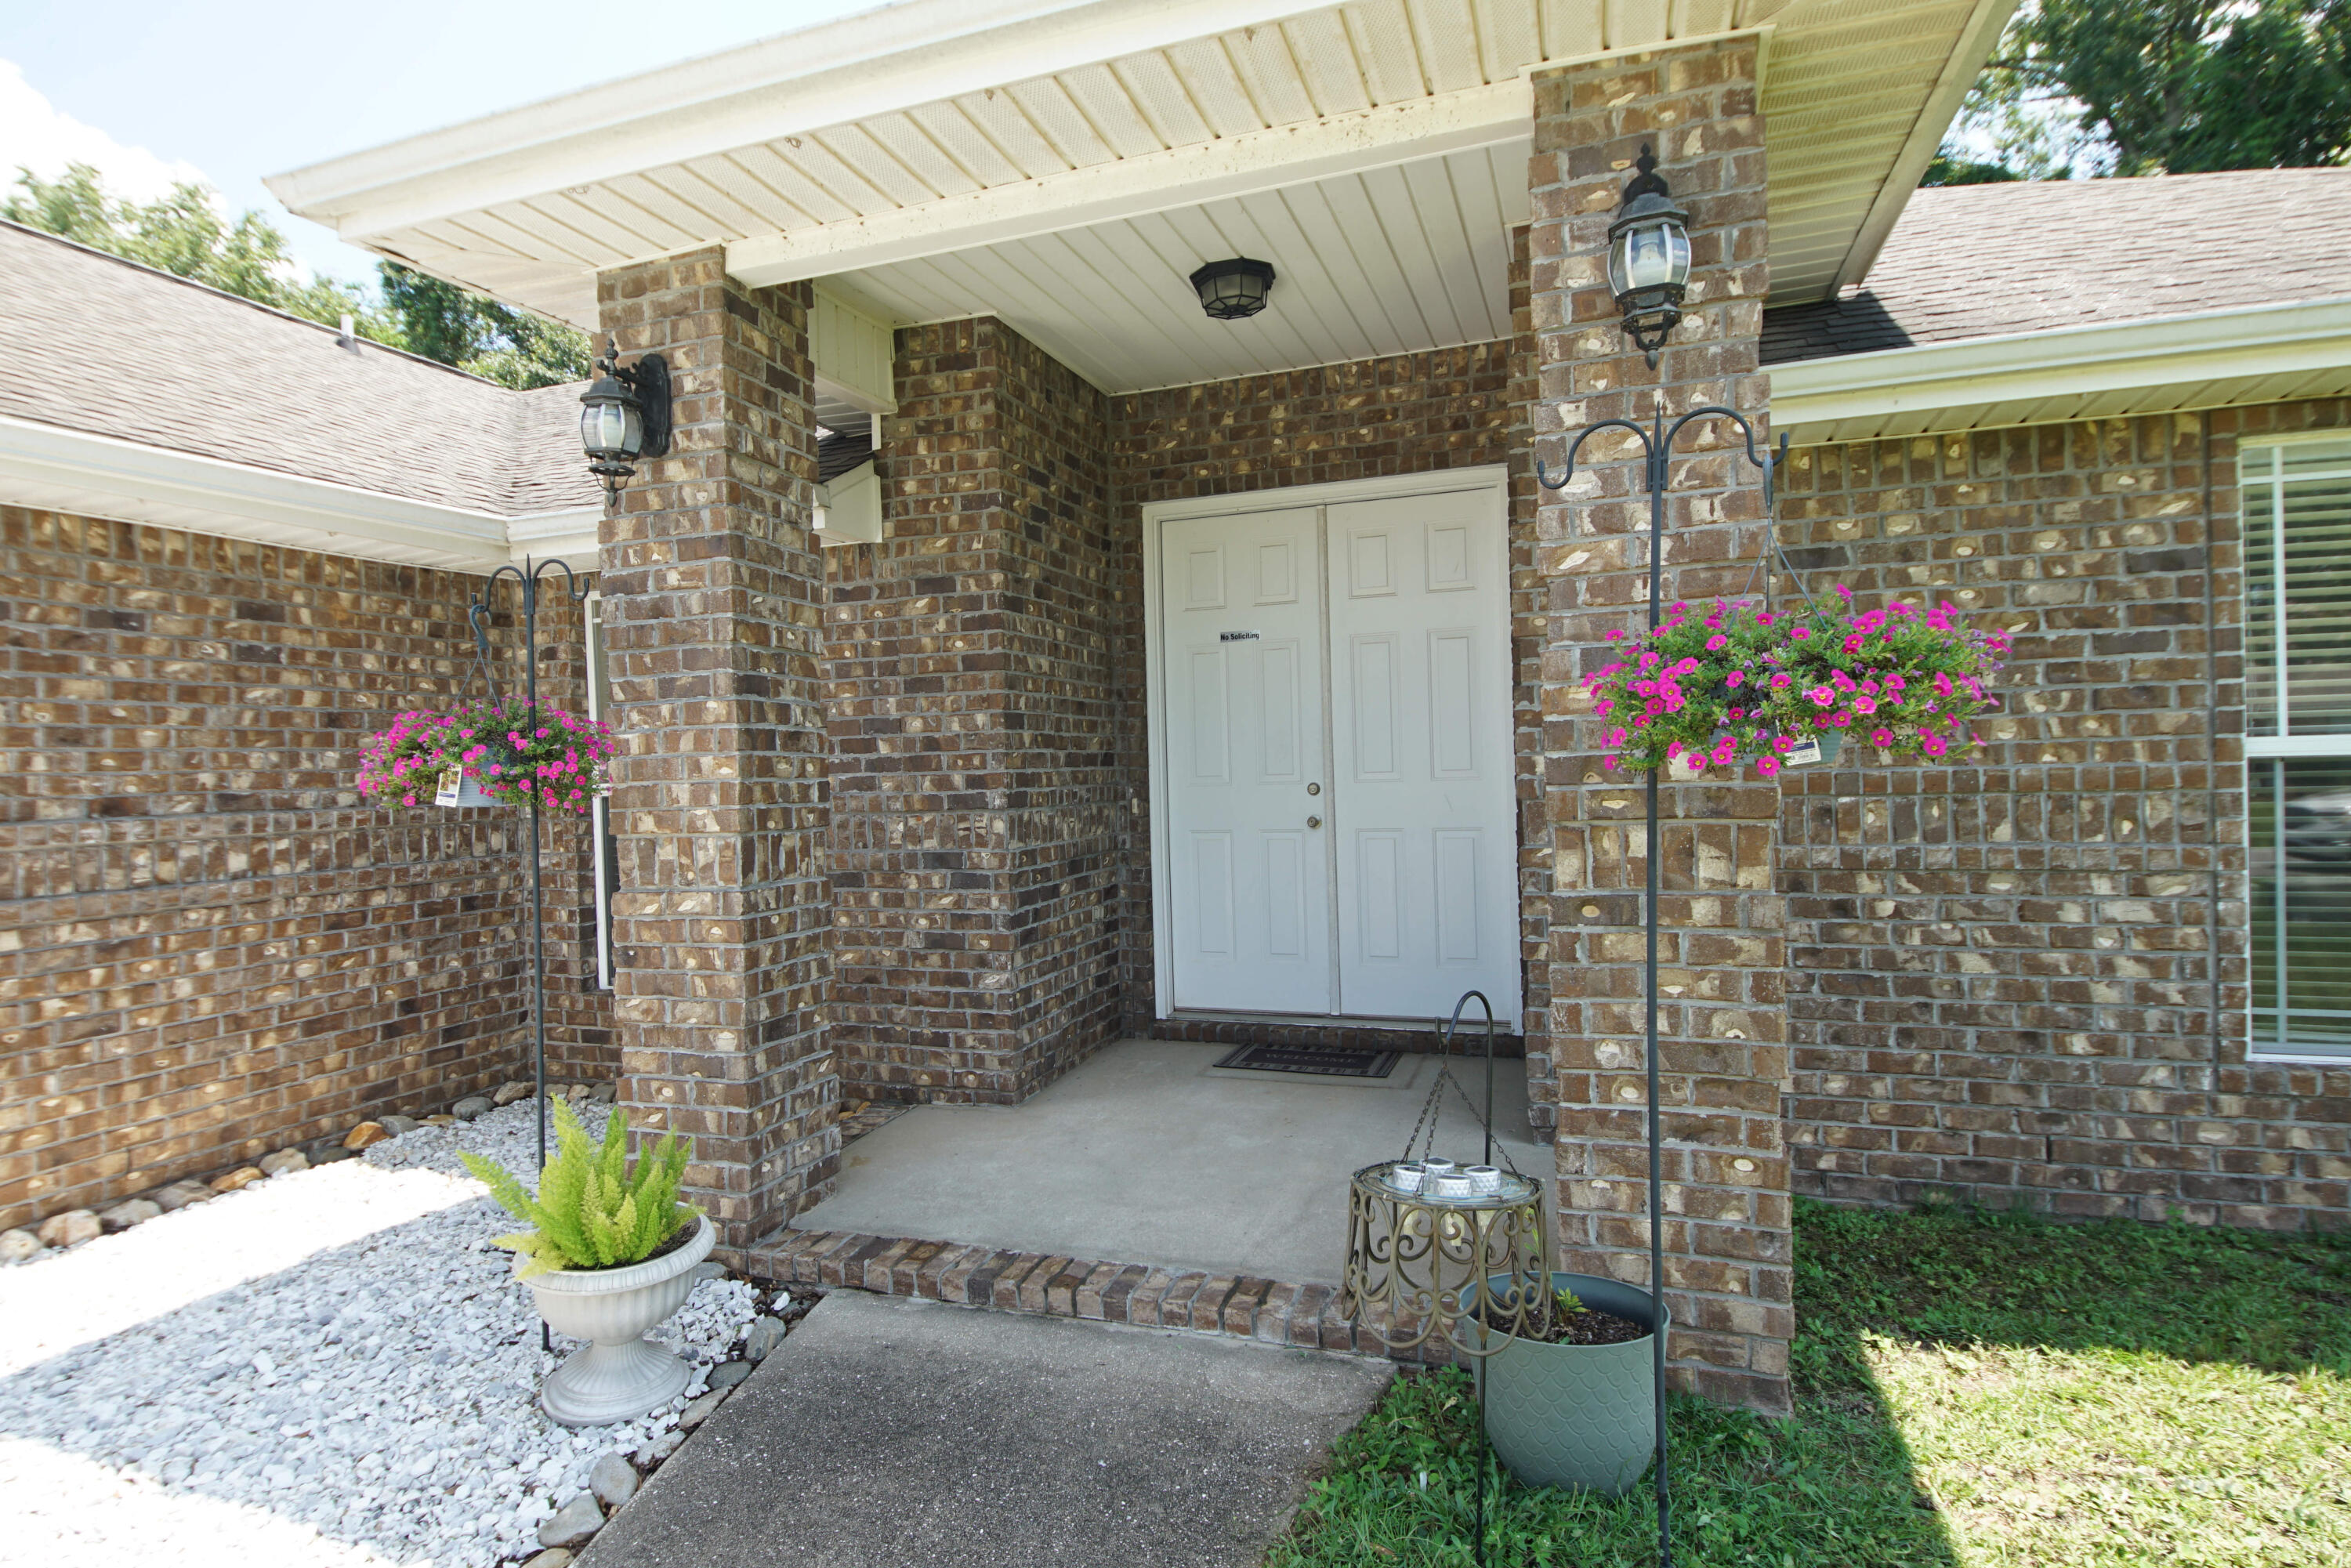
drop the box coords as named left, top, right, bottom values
left=2243, top=432, right=2351, bottom=1063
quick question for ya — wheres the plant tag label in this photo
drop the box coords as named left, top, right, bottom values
left=434, top=769, right=463, bottom=806
left=1784, top=739, right=1824, bottom=766
left=1219, top=630, right=1261, bottom=643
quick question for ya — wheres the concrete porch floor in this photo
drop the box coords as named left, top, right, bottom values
left=789, top=1039, right=1550, bottom=1284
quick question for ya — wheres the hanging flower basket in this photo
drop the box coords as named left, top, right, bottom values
left=1588, top=588, right=2006, bottom=779
left=357, top=701, right=618, bottom=815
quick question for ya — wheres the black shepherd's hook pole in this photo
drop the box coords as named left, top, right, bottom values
left=1442, top=989, right=1499, bottom=1568
left=1537, top=399, right=1773, bottom=1568
left=466, top=556, right=590, bottom=1255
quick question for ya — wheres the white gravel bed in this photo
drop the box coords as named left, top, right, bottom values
left=0, top=1102, right=763, bottom=1567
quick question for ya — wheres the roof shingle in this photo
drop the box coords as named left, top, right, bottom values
left=0, top=220, right=600, bottom=515
left=1762, top=168, right=2351, bottom=365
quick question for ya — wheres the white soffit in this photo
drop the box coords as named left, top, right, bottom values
left=270, top=0, right=2005, bottom=388
left=1770, top=299, right=2351, bottom=445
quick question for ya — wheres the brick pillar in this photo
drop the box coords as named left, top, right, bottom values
left=1530, top=39, right=1791, bottom=1413
left=596, top=250, right=836, bottom=1249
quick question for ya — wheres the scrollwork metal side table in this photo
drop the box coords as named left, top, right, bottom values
left=1340, top=1161, right=1548, bottom=1356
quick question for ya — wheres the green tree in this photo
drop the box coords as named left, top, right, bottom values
left=1930, top=0, right=2351, bottom=182
left=5, top=162, right=391, bottom=335
left=5, top=163, right=589, bottom=388
left=378, top=262, right=589, bottom=389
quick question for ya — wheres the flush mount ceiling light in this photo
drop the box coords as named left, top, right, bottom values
left=1190, top=257, right=1276, bottom=320
left=578, top=337, right=672, bottom=505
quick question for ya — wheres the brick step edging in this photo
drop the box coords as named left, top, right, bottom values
left=744, top=1227, right=1448, bottom=1362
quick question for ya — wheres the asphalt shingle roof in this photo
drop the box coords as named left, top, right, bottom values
left=0, top=219, right=600, bottom=515
left=1762, top=168, right=2351, bottom=365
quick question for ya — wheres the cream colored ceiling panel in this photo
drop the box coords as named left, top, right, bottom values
left=485, top=200, right=618, bottom=266
left=1221, top=21, right=1321, bottom=125
left=1324, top=173, right=1443, bottom=349
left=531, top=191, right=676, bottom=259
left=1161, top=38, right=1273, bottom=138
left=683, top=154, right=820, bottom=232
left=846, top=115, right=984, bottom=201
left=949, top=89, right=1077, bottom=180
left=730, top=145, right=861, bottom=225
left=1107, top=53, right=1219, bottom=148
left=1444, top=147, right=1517, bottom=335
left=1672, top=0, right=1740, bottom=34
left=1260, top=180, right=1413, bottom=360
left=1474, top=0, right=1542, bottom=74
left=605, top=172, right=741, bottom=244
left=902, top=103, right=1029, bottom=189
left=1540, top=0, right=1610, bottom=60
left=838, top=257, right=967, bottom=326
left=813, top=125, right=944, bottom=208
left=1383, top=159, right=1480, bottom=344
left=1281, top=9, right=1375, bottom=115
left=773, top=139, right=900, bottom=219
left=1605, top=0, right=1674, bottom=49
left=926, top=246, right=1144, bottom=388
left=1004, top=230, right=1225, bottom=386
left=643, top=164, right=778, bottom=238
left=405, top=218, right=527, bottom=261
left=1406, top=0, right=1494, bottom=93
left=1345, top=0, right=1433, bottom=105
left=1009, top=73, right=1130, bottom=165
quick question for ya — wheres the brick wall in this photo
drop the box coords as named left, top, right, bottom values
left=823, top=317, right=1121, bottom=1106
left=1107, top=330, right=1551, bottom=1088
left=1780, top=400, right=2351, bottom=1230
left=596, top=252, right=839, bottom=1248
left=0, top=506, right=610, bottom=1230
left=1529, top=38, right=1791, bottom=1413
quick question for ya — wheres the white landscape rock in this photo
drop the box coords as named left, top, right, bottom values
left=1, top=1229, right=43, bottom=1263
left=0, top=1100, right=757, bottom=1568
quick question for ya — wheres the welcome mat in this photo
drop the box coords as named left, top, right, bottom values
left=1212, top=1043, right=1400, bottom=1079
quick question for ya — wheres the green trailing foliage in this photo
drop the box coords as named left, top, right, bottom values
left=459, top=1099, right=696, bottom=1278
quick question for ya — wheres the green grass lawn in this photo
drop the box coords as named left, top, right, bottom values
left=1267, top=1200, right=2351, bottom=1567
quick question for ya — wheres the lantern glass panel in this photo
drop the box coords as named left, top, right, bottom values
left=580, top=400, right=642, bottom=461
left=1609, top=219, right=1690, bottom=298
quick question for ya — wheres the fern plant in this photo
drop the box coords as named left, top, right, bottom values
left=459, top=1099, right=697, bottom=1279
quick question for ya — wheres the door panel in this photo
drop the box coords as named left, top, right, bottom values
left=1161, top=508, right=1332, bottom=1013
left=1326, top=490, right=1520, bottom=1019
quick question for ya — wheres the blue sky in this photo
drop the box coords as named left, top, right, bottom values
left=1, top=1, right=885, bottom=287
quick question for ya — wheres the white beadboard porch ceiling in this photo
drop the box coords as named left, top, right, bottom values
left=270, top=0, right=2012, bottom=396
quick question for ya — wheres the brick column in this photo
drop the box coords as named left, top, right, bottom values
left=596, top=250, right=836, bottom=1249
left=1530, top=39, right=1791, bottom=1413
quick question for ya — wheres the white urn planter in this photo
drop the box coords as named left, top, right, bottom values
left=521, top=1212, right=715, bottom=1426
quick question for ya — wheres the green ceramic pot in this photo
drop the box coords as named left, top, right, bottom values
left=1480, top=1271, right=1665, bottom=1497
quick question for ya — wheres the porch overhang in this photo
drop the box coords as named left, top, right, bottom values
left=268, top=0, right=2016, bottom=393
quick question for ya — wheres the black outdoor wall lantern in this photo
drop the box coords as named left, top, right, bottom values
left=1190, top=257, right=1276, bottom=320
left=578, top=337, right=672, bottom=503
left=1607, top=145, right=1692, bottom=367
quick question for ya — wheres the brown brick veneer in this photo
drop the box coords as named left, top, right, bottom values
left=1780, top=401, right=2351, bottom=1230
left=0, top=508, right=612, bottom=1229
left=821, top=319, right=1123, bottom=1106
left=1529, top=39, right=1791, bottom=1412
left=596, top=251, right=837, bottom=1248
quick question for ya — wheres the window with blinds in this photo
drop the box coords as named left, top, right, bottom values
left=2248, top=436, right=2351, bottom=1061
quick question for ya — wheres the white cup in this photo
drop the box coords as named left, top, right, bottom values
left=1465, top=1164, right=1502, bottom=1194
left=1388, top=1161, right=1427, bottom=1193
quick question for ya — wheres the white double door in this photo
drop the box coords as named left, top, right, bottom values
left=1156, top=482, right=1520, bottom=1022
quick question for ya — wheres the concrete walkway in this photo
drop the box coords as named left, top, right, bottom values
left=792, top=1039, right=1546, bottom=1281
left=580, top=1291, right=1393, bottom=1568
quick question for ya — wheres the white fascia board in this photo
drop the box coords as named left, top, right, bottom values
left=1827, top=0, right=2019, bottom=297
left=1770, top=299, right=2351, bottom=440
left=504, top=506, right=606, bottom=567
left=0, top=414, right=516, bottom=571
left=266, top=0, right=1339, bottom=242
left=729, top=78, right=1534, bottom=286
